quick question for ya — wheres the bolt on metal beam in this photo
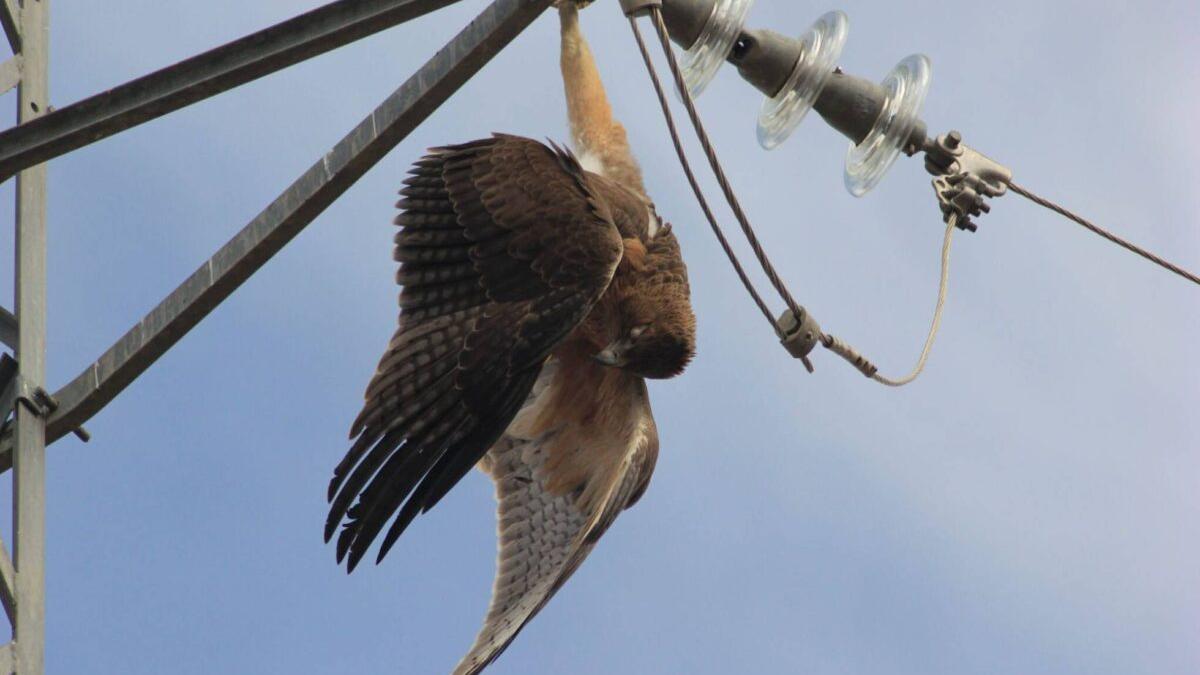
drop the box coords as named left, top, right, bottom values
left=0, top=0, right=467, bottom=181
left=0, top=0, right=555, bottom=473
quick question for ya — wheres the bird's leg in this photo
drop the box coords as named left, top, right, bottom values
left=558, top=2, right=646, bottom=196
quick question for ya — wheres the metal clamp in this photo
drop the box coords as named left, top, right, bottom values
left=923, top=130, right=1011, bottom=231
left=777, top=307, right=821, bottom=373
left=0, top=356, right=91, bottom=442
left=19, top=386, right=55, bottom=418
left=7, top=376, right=55, bottom=421
left=11, top=384, right=90, bottom=443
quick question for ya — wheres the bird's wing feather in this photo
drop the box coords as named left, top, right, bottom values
left=453, top=365, right=659, bottom=675
left=326, top=134, right=624, bottom=571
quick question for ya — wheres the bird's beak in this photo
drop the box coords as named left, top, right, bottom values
left=592, top=340, right=630, bottom=367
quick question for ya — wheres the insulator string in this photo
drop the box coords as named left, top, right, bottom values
left=629, top=8, right=952, bottom=386
left=627, top=7, right=1195, bottom=389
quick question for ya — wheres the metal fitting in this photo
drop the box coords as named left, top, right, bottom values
left=619, top=0, right=663, bottom=17
left=777, top=307, right=822, bottom=373
left=660, top=0, right=714, bottom=50
left=923, top=130, right=1012, bottom=231
left=812, top=70, right=928, bottom=152
left=17, top=385, right=55, bottom=418
left=813, top=71, right=887, bottom=146
left=0, top=355, right=90, bottom=442
left=726, top=28, right=804, bottom=99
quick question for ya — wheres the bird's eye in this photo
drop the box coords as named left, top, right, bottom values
left=630, top=325, right=649, bottom=339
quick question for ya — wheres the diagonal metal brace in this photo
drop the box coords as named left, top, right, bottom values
left=0, top=355, right=15, bottom=418
left=0, top=305, right=15, bottom=351
left=0, top=0, right=555, bottom=473
left=0, top=0, right=18, bottom=54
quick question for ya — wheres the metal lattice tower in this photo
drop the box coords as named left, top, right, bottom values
left=0, top=1, right=554, bottom=671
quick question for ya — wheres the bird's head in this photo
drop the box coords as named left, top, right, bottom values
left=594, top=281, right=696, bottom=380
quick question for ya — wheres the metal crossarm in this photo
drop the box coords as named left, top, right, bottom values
left=0, top=0, right=468, bottom=181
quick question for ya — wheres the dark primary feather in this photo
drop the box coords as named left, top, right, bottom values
left=326, top=135, right=624, bottom=571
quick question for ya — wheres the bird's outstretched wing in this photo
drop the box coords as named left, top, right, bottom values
left=453, top=361, right=659, bottom=675
left=326, top=134, right=624, bottom=571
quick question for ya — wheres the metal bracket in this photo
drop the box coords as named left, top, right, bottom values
left=19, top=387, right=54, bottom=420
left=659, top=0, right=710, bottom=50
left=0, top=55, right=20, bottom=97
left=777, top=307, right=821, bottom=373
left=12, top=378, right=92, bottom=443
left=0, top=356, right=90, bottom=443
left=8, top=378, right=49, bottom=421
left=727, top=28, right=804, bottom=99
left=923, top=130, right=1011, bottom=231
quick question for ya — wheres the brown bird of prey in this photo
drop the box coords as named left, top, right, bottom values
left=325, top=4, right=694, bottom=673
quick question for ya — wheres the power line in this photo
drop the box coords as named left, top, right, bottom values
left=1008, top=181, right=1200, bottom=288
left=628, top=14, right=779, bottom=335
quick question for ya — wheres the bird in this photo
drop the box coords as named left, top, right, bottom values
left=324, top=4, right=694, bottom=673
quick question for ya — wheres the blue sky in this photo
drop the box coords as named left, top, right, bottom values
left=1, top=1, right=1197, bottom=673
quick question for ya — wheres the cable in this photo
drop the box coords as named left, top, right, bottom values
left=1008, top=181, right=1200, bottom=287
left=646, top=8, right=806, bottom=322
left=628, top=15, right=779, bottom=333
left=823, top=215, right=956, bottom=386
left=875, top=215, right=956, bottom=386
